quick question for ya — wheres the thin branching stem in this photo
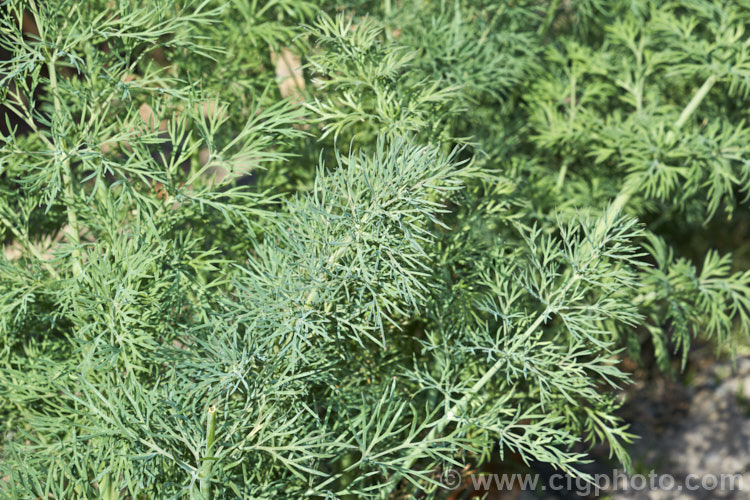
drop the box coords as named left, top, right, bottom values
left=47, top=56, right=83, bottom=277
left=608, top=73, right=720, bottom=213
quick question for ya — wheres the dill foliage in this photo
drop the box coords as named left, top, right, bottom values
left=1, top=0, right=750, bottom=498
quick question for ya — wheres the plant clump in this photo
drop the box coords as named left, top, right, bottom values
left=1, top=0, right=749, bottom=498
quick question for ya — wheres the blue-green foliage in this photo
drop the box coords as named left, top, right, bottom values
left=1, top=0, right=749, bottom=498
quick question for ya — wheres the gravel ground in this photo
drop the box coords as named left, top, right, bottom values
left=608, top=356, right=750, bottom=500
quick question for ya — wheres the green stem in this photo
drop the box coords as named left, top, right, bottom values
left=99, top=471, right=117, bottom=500
left=555, top=162, right=568, bottom=191
left=48, top=56, right=83, bottom=277
left=193, top=405, right=217, bottom=500
left=674, top=74, right=718, bottom=130
left=611, top=73, right=719, bottom=212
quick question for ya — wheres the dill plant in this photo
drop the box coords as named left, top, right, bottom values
left=1, top=0, right=749, bottom=498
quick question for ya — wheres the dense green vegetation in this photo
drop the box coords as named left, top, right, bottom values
left=1, top=0, right=749, bottom=498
